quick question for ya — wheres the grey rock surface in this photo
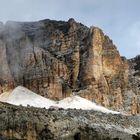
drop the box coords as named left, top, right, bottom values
left=0, top=102, right=140, bottom=140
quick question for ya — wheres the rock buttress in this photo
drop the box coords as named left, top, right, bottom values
left=0, top=19, right=139, bottom=113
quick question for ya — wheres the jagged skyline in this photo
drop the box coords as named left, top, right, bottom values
left=0, top=0, right=140, bottom=58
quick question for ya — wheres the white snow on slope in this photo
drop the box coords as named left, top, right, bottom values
left=0, top=86, right=56, bottom=109
left=0, top=86, right=120, bottom=114
left=58, top=96, right=120, bottom=114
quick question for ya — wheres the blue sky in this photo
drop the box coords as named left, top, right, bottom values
left=0, top=0, right=140, bottom=58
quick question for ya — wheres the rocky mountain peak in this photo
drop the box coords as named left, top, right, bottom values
left=0, top=18, right=139, bottom=114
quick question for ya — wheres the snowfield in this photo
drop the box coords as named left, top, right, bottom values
left=0, top=86, right=120, bottom=114
left=0, top=86, right=55, bottom=108
left=57, top=96, right=120, bottom=114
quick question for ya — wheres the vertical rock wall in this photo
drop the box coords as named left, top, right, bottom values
left=0, top=19, right=139, bottom=113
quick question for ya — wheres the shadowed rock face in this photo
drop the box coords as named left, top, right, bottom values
left=0, top=18, right=139, bottom=114
left=127, top=56, right=140, bottom=114
left=0, top=102, right=140, bottom=140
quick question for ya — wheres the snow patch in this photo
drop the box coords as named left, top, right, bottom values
left=58, top=96, right=120, bottom=114
left=0, top=86, right=55, bottom=109
left=0, top=86, right=120, bottom=114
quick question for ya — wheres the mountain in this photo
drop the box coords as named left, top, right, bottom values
left=0, top=18, right=140, bottom=140
left=0, top=18, right=139, bottom=114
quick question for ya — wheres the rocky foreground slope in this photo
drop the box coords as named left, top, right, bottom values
left=0, top=102, right=140, bottom=140
left=0, top=19, right=140, bottom=114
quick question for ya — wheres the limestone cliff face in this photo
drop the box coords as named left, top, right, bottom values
left=77, top=27, right=129, bottom=112
left=0, top=18, right=139, bottom=113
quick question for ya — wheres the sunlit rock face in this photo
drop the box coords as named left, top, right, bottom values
left=0, top=18, right=139, bottom=114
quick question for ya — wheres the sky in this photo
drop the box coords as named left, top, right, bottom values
left=0, top=0, right=140, bottom=58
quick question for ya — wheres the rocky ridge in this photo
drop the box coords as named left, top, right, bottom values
left=0, top=18, right=139, bottom=114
